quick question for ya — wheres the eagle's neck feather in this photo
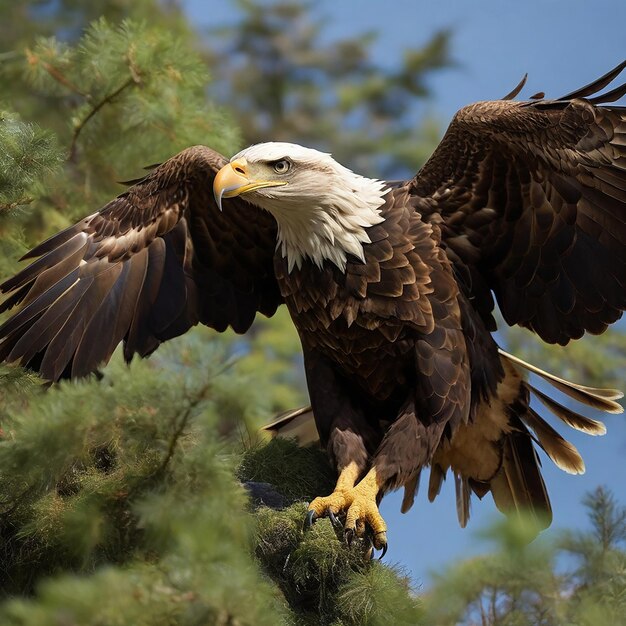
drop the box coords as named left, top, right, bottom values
left=257, top=170, right=388, bottom=272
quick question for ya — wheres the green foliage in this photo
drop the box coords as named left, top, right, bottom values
left=0, top=339, right=236, bottom=589
left=558, top=488, right=626, bottom=626
left=0, top=565, right=283, bottom=626
left=254, top=503, right=423, bottom=625
left=0, top=113, right=61, bottom=212
left=29, top=18, right=234, bottom=162
left=334, top=565, right=422, bottom=626
left=0, top=338, right=290, bottom=625
left=0, top=1, right=199, bottom=162
left=239, top=438, right=335, bottom=503
left=20, top=18, right=237, bottom=205
left=0, top=12, right=240, bottom=261
left=0, top=112, right=63, bottom=277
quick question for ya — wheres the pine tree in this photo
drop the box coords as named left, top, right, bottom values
left=559, top=488, right=626, bottom=625
left=423, top=487, right=626, bottom=626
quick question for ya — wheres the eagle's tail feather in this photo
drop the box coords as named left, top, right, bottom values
left=489, top=428, right=552, bottom=530
left=486, top=350, right=623, bottom=531
left=400, top=470, right=421, bottom=514
left=528, top=384, right=607, bottom=435
left=499, top=349, right=623, bottom=412
left=442, top=350, right=621, bottom=530
left=519, top=407, right=585, bottom=475
left=427, top=462, right=445, bottom=502
left=260, top=405, right=319, bottom=446
left=454, top=472, right=471, bottom=528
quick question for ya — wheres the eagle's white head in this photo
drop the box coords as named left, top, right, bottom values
left=213, top=142, right=388, bottom=272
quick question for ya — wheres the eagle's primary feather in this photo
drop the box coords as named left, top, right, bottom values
left=1, top=63, right=625, bottom=542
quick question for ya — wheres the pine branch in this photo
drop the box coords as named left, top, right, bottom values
left=155, top=379, right=217, bottom=477
left=0, top=197, right=34, bottom=212
left=157, top=404, right=195, bottom=476
left=69, top=73, right=141, bottom=162
left=25, top=49, right=89, bottom=98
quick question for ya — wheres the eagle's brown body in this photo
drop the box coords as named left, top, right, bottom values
left=274, top=188, right=472, bottom=493
left=275, top=188, right=466, bottom=401
left=1, top=63, right=625, bottom=538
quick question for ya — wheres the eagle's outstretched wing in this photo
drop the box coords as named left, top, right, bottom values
left=411, top=61, right=626, bottom=344
left=0, top=146, right=282, bottom=380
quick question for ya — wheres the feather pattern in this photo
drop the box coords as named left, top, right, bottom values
left=490, top=430, right=552, bottom=530
left=454, top=472, right=471, bottom=528
left=520, top=408, right=585, bottom=475
left=412, top=62, right=626, bottom=345
left=401, top=471, right=421, bottom=514
left=500, top=350, right=624, bottom=411
left=428, top=464, right=446, bottom=502
left=530, top=385, right=607, bottom=435
left=0, top=146, right=282, bottom=380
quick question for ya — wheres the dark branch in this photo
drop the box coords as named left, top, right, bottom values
left=69, top=73, right=141, bottom=162
left=156, top=382, right=212, bottom=476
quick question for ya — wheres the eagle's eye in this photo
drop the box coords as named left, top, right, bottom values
left=272, top=159, right=291, bottom=174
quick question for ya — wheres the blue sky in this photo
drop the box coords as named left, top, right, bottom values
left=183, top=0, right=626, bottom=586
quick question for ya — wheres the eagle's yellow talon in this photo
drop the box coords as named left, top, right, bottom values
left=306, top=461, right=361, bottom=524
left=308, top=490, right=351, bottom=518
left=355, top=518, right=366, bottom=537
left=343, top=465, right=387, bottom=540
left=373, top=530, right=387, bottom=551
left=344, top=494, right=387, bottom=538
left=307, top=464, right=388, bottom=551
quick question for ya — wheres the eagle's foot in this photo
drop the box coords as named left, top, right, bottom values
left=305, top=461, right=361, bottom=529
left=305, top=464, right=388, bottom=557
left=343, top=475, right=387, bottom=556
left=306, top=490, right=351, bottom=528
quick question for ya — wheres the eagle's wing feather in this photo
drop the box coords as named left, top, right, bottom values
left=0, top=145, right=282, bottom=380
left=411, top=63, right=626, bottom=344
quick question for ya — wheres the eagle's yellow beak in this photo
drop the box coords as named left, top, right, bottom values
left=213, top=158, right=287, bottom=210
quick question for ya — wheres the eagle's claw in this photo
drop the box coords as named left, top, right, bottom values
left=376, top=534, right=388, bottom=560
left=365, top=532, right=388, bottom=559
left=304, top=509, right=317, bottom=530
left=328, top=510, right=342, bottom=528
left=344, top=528, right=355, bottom=546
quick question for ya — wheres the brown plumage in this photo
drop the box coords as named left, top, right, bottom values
left=0, top=148, right=281, bottom=380
left=2, top=63, right=625, bottom=541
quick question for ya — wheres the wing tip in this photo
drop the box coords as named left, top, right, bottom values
left=502, top=73, right=528, bottom=101
left=558, top=59, right=626, bottom=102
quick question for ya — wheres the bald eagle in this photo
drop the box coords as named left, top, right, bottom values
left=1, top=64, right=625, bottom=555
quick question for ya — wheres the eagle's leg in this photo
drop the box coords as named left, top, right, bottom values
left=302, top=351, right=370, bottom=521
left=339, top=398, right=444, bottom=553
left=306, top=460, right=361, bottom=526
